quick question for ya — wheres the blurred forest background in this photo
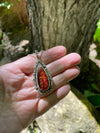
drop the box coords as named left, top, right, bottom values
left=0, top=0, right=100, bottom=132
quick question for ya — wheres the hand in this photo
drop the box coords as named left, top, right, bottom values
left=0, top=46, right=81, bottom=133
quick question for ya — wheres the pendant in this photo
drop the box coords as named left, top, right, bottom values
left=33, top=51, right=52, bottom=94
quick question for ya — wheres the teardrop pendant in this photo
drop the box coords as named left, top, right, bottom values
left=33, top=51, right=52, bottom=94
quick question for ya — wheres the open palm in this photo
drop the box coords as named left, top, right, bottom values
left=0, top=46, right=81, bottom=133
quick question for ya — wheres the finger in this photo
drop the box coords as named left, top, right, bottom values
left=53, top=66, right=80, bottom=90
left=15, top=46, right=66, bottom=75
left=47, top=53, right=81, bottom=77
left=40, top=46, right=66, bottom=64
left=37, top=84, right=70, bottom=116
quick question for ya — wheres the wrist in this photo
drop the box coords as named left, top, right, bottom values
left=0, top=116, right=23, bottom=133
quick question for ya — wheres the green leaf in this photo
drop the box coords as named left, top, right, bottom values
left=93, top=19, right=100, bottom=43
left=5, top=2, right=9, bottom=5
left=84, top=90, right=94, bottom=97
left=91, top=83, right=97, bottom=90
left=97, top=19, right=100, bottom=28
left=0, top=34, right=2, bottom=37
left=87, top=94, right=100, bottom=107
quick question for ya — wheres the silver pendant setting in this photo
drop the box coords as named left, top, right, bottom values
left=33, top=51, right=52, bottom=94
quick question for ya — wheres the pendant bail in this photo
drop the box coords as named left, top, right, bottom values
left=35, top=50, right=40, bottom=61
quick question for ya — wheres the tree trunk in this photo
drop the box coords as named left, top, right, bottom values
left=27, top=0, right=100, bottom=65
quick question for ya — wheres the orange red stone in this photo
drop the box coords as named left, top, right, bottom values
left=38, top=67, right=49, bottom=91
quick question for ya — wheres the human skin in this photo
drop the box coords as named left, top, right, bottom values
left=0, top=46, right=81, bottom=133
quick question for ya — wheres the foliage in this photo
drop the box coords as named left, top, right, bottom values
left=84, top=87, right=100, bottom=109
left=10, top=0, right=29, bottom=26
left=84, top=22, right=100, bottom=110
left=93, top=19, right=100, bottom=43
left=71, top=58, right=100, bottom=112
left=28, top=120, right=40, bottom=133
left=84, top=67, right=100, bottom=109
left=87, top=94, right=100, bottom=107
left=0, top=0, right=29, bottom=26
left=0, top=1, right=12, bottom=9
left=93, top=19, right=100, bottom=59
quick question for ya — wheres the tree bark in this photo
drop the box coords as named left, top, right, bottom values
left=27, top=0, right=100, bottom=62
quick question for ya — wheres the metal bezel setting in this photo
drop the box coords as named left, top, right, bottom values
left=33, top=51, right=52, bottom=94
